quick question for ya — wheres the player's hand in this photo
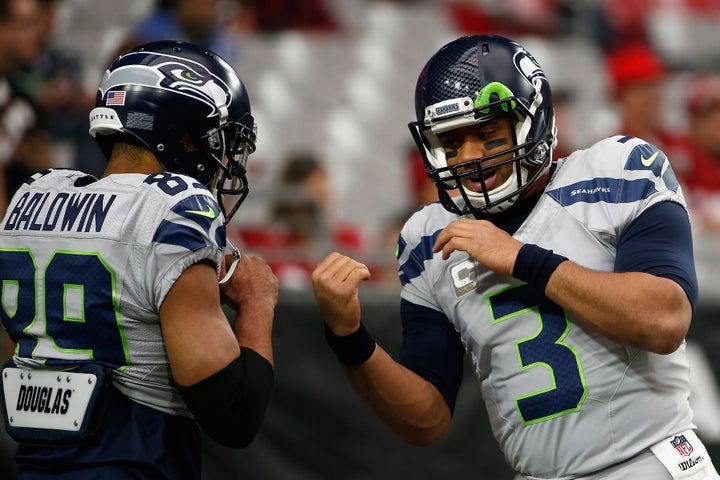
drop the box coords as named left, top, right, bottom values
left=311, top=252, right=371, bottom=336
left=432, top=218, right=523, bottom=276
left=220, top=254, right=279, bottom=313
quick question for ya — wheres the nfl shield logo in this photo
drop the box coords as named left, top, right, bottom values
left=671, top=435, right=694, bottom=457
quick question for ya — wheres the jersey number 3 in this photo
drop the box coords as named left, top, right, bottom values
left=489, top=283, right=588, bottom=425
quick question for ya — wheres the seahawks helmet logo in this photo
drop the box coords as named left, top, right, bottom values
left=98, top=52, right=231, bottom=120
left=513, top=50, right=546, bottom=84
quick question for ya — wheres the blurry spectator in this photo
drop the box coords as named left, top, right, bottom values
left=604, top=0, right=720, bottom=69
left=443, top=0, right=610, bottom=42
left=0, top=0, right=46, bottom=217
left=10, top=0, right=99, bottom=175
left=233, top=153, right=366, bottom=289
left=601, top=0, right=662, bottom=48
left=0, top=3, right=44, bottom=473
left=444, top=0, right=557, bottom=37
left=115, top=0, right=240, bottom=62
left=605, top=42, right=666, bottom=144
left=605, top=42, right=695, bottom=182
left=231, top=0, right=339, bottom=34
left=681, top=73, right=720, bottom=231
left=554, top=0, right=612, bottom=46
left=272, top=153, right=334, bottom=247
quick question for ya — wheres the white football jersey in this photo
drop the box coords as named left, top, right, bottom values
left=0, top=169, right=226, bottom=417
left=398, top=135, right=695, bottom=477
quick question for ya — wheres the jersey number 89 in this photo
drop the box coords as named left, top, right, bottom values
left=0, top=248, right=128, bottom=367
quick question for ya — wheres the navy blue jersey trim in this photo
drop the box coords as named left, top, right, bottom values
left=215, top=223, right=227, bottom=250
left=24, top=169, right=57, bottom=186
left=623, top=143, right=680, bottom=191
left=616, top=201, right=698, bottom=309
left=398, top=229, right=442, bottom=286
left=153, top=220, right=210, bottom=251
left=170, top=195, right=219, bottom=230
left=396, top=233, right=407, bottom=260
left=546, top=177, right=657, bottom=206
left=662, top=168, right=681, bottom=193
left=398, top=299, right=464, bottom=412
left=624, top=143, right=665, bottom=176
left=152, top=194, right=225, bottom=251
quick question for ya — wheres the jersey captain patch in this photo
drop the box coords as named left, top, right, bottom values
left=449, top=258, right=478, bottom=298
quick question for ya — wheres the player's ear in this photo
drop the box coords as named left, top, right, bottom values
left=180, top=131, right=197, bottom=152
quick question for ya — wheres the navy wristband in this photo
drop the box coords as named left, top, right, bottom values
left=512, top=243, right=568, bottom=291
left=324, top=323, right=376, bottom=366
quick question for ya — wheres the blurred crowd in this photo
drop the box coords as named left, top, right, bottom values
left=2, top=0, right=720, bottom=292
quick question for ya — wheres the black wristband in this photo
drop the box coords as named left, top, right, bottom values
left=512, top=243, right=568, bottom=291
left=324, top=323, right=376, bottom=366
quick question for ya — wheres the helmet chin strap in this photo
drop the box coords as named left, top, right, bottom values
left=218, top=238, right=241, bottom=284
left=463, top=163, right=529, bottom=213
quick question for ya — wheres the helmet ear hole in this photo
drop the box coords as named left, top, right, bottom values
left=178, top=132, right=197, bottom=152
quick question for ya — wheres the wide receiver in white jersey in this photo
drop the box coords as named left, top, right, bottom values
left=311, top=35, right=720, bottom=479
left=0, top=41, right=278, bottom=479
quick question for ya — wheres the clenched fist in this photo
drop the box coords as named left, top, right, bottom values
left=311, top=252, right=371, bottom=336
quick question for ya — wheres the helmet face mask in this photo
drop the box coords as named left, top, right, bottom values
left=409, top=35, right=556, bottom=217
left=89, top=40, right=257, bottom=222
left=209, top=117, right=256, bottom=219
left=204, top=117, right=257, bottom=220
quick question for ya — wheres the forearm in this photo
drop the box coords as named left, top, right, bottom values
left=312, top=253, right=451, bottom=445
left=220, top=254, right=278, bottom=366
left=233, top=302, right=274, bottom=366
left=545, top=261, right=691, bottom=354
left=344, top=345, right=451, bottom=447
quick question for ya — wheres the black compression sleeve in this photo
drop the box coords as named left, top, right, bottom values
left=398, top=299, right=464, bottom=413
left=177, top=347, right=274, bottom=448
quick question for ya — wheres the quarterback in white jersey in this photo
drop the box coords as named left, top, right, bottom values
left=311, top=35, right=719, bottom=479
left=400, top=135, right=698, bottom=477
left=0, top=41, right=278, bottom=479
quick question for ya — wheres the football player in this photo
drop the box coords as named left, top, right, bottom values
left=0, top=40, right=278, bottom=478
left=312, top=35, right=720, bottom=479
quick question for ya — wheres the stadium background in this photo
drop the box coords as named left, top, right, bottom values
left=3, top=0, right=720, bottom=478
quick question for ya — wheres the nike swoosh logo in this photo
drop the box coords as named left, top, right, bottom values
left=185, top=206, right=216, bottom=219
left=640, top=151, right=659, bottom=167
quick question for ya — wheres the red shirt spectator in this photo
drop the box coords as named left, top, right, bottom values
left=679, top=73, right=720, bottom=230
left=605, top=42, right=697, bottom=187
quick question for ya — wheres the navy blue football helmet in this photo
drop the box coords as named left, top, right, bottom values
left=89, top=40, right=257, bottom=221
left=409, top=35, right=556, bottom=216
